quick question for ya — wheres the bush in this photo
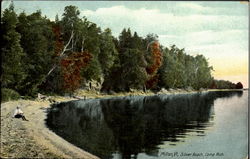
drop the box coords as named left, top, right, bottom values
left=1, top=88, right=20, bottom=102
left=235, top=82, right=243, bottom=89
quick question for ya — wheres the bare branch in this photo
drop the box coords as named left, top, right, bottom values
left=60, top=30, right=74, bottom=56
left=81, top=37, right=85, bottom=52
left=65, top=48, right=72, bottom=52
left=72, top=35, right=74, bottom=52
left=44, top=29, right=74, bottom=79
left=73, top=36, right=77, bottom=49
left=47, top=65, right=57, bottom=76
left=147, top=41, right=156, bottom=51
left=36, top=24, right=77, bottom=89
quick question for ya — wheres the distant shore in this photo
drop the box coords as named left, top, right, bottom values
left=0, top=88, right=245, bottom=158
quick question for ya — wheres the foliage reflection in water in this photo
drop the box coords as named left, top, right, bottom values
left=46, top=91, right=243, bottom=159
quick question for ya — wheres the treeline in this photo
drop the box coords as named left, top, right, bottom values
left=1, top=4, right=243, bottom=99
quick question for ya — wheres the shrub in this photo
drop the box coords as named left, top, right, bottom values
left=235, top=82, right=243, bottom=89
left=1, top=88, right=20, bottom=102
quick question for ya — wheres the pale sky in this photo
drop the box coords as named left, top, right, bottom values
left=2, top=1, right=249, bottom=88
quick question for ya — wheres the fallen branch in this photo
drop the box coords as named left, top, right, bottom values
left=45, top=30, right=74, bottom=78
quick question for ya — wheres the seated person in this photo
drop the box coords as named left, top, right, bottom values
left=13, top=106, right=28, bottom=121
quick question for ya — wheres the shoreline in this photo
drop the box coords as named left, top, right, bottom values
left=1, top=99, right=100, bottom=159
left=73, top=88, right=245, bottom=99
left=0, top=89, right=245, bottom=158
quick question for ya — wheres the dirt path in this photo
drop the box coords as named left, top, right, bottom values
left=1, top=99, right=99, bottom=159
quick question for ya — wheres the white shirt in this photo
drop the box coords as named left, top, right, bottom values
left=13, top=108, right=24, bottom=117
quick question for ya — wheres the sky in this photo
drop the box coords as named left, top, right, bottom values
left=2, top=1, right=249, bottom=88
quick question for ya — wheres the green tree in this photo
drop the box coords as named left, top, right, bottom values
left=81, top=22, right=103, bottom=81
left=159, top=45, right=213, bottom=90
left=119, top=49, right=148, bottom=90
left=61, top=5, right=81, bottom=45
left=99, top=28, right=118, bottom=77
left=81, top=58, right=102, bottom=82
left=1, top=4, right=26, bottom=92
left=16, top=10, right=54, bottom=95
left=193, top=55, right=213, bottom=89
left=130, top=31, right=143, bottom=50
left=118, top=28, right=133, bottom=53
left=159, top=47, right=178, bottom=88
left=159, top=46, right=185, bottom=88
left=183, top=55, right=196, bottom=87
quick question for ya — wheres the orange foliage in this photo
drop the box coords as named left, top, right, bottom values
left=209, top=81, right=217, bottom=89
left=52, top=25, right=92, bottom=92
left=146, top=75, right=159, bottom=89
left=146, top=41, right=162, bottom=75
left=146, top=41, right=162, bottom=89
left=61, top=52, right=92, bottom=92
left=52, top=25, right=64, bottom=57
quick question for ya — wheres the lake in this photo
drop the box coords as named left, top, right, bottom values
left=46, top=90, right=248, bottom=159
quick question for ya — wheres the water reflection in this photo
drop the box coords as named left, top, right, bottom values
left=46, top=91, right=243, bottom=159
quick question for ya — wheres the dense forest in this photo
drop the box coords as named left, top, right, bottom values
left=1, top=4, right=243, bottom=100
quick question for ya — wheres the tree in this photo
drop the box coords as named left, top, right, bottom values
left=45, top=6, right=82, bottom=83
left=81, top=22, right=103, bottom=82
left=81, top=58, right=103, bottom=82
left=118, top=28, right=133, bottom=53
left=145, top=41, right=162, bottom=75
left=16, top=10, right=54, bottom=95
left=43, top=6, right=91, bottom=92
left=61, top=51, right=92, bottom=93
left=55, top=14, right=59, bottom=23
left=142, top=33, right=159, bottom=51
left=159, top=45, right=213, bottom=90
left=160, top=48, right=177, bottom=88
left=159, top=46, right=185, bottom=88
left=193, top=55, right=213, bottom=89
left=99, top=28, right=118, bottom=77
left=119, top=49, right=148, bottom=90
left=2, top=4, right=237, bottom=95
left=235, top=82, right=243, bottom=89
left=183, top=54, right=196, bottom=88
left=130, top=32, right=143, bottom=50
left=145, top=41, right=163, bottom=89
left=61, top=5, right=81, bottom=45
left=1, top=4, right=26, bottom=92
left=213, top=80, right=236, bottom=89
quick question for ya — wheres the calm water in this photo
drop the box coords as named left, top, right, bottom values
left=46, top=91, right=248, bottom=159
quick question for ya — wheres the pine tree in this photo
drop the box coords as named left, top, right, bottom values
left=16, top=10, right=55, bottom=95
left=1, top=4, right=26, bottom=92
left=119, top=49, right=148, bottom=90
left=99, top=28, right=118, bottom=77
left=81, top=21, right=103, bottom=82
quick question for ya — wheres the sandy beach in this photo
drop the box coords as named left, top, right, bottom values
left=0, top=99, right=100, bottom=159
